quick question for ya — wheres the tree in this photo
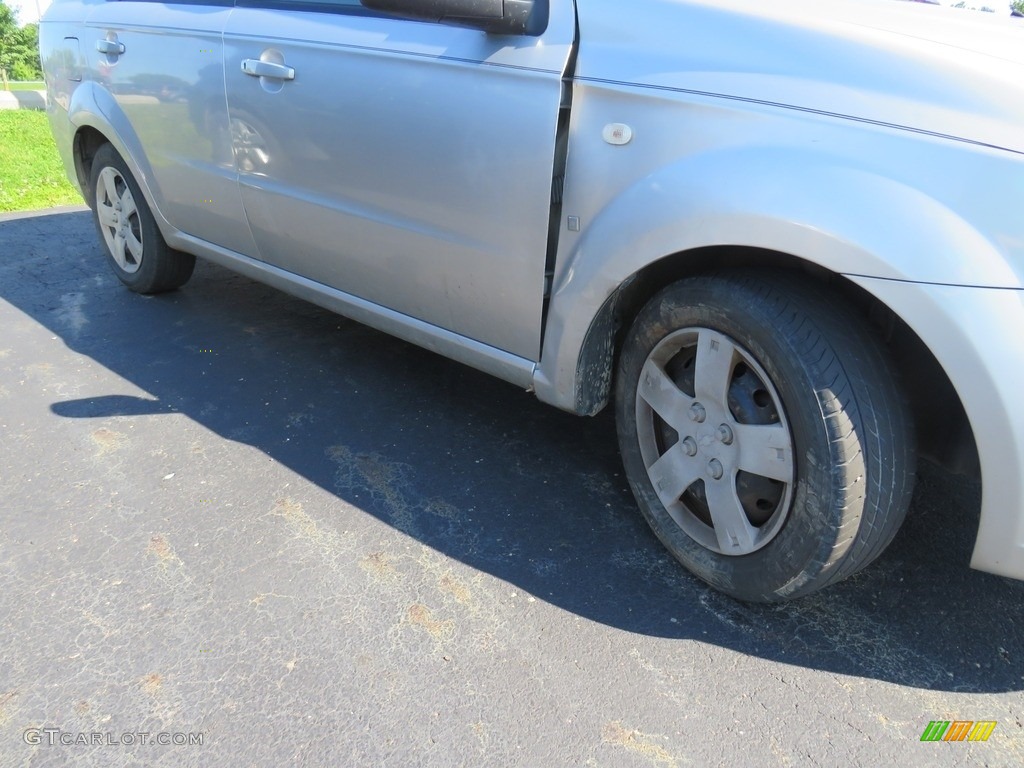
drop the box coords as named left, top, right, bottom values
left=0, top=1, right=42, bottom=82
left=1012, top=1, right=1024, bottom=16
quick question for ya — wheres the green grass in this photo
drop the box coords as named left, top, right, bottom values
left=4, top=81, right=45, bottom=91
left=0, top=110, right=82, bottom=212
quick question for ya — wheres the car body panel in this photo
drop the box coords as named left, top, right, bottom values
left=222, top=4, right=574, bottom=359
left=171, top=227, right=540, bottom=388
left=39, top=18, right=86, bottom=178
left=574, top=0, right=1024, bottom=155
left=849, top=276, right=1024, bottom=581
left=533, top=77, right=1024, bottom=413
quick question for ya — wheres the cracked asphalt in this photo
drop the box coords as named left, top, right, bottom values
left=1, top=206, right=1022, bottom=767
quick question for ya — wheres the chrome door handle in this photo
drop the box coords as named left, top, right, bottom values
left=241, top=59, right=295, bottom=81
left=96, top=39, right=125, bottom=55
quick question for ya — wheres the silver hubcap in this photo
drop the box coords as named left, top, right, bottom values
left=95, top=167, right=143, bottom=274
left=635, top=328, right=795, bottom=555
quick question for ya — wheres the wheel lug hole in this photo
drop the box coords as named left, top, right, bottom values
left=707, top=459, right=724, bottom=480
left=689, top=403, right=706, bottom=423
left=717, top=424, right=734, bottom=445
left=681, top=437, right=698, bottom=457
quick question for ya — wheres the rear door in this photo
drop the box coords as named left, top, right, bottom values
left=223, top=1, right=574, bottom=359
left=84, top=0, right=258, bottom=257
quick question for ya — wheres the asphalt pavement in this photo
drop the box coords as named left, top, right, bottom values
left=1, top=206, right=1022, bottom=767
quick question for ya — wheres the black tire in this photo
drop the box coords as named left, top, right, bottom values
left=89, top=143, right=195, bottom=293
left=615, top=272, right=915, bottom=602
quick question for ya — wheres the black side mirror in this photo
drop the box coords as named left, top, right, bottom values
left=360, top=0, right=549, bottom=36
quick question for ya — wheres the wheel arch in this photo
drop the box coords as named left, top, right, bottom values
left=552, top=246, right=978, bottom=478
left=72, top=124, right=109, bottom=201
left=535, top=146, right=1002, bottom=476
left=67, top=82, right=172, bottom=236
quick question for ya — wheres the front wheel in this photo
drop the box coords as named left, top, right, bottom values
left=615, top=273, right=915, bottom=602
left=89, top=143, right=195, bottom=294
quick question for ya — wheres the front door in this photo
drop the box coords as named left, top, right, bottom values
left=223, top=1, right=574, bottom=360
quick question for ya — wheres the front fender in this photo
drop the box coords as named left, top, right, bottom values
left=847, top=277, right=1024, bottom=582
left=534, top=142, right=1023, bottom=413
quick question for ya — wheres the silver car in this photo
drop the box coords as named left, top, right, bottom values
left=40, top=0, right=1024, bottom=601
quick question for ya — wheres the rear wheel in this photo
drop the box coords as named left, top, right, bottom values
left=615, top=272, right=915, bottom=602
left=89, top=143, right=195, bottom=293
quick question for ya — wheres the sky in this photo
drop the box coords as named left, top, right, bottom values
left=8, top=0, right=51, bottom=26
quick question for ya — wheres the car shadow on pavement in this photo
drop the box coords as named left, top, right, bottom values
left=3, top=208, right=1021, bottom=694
